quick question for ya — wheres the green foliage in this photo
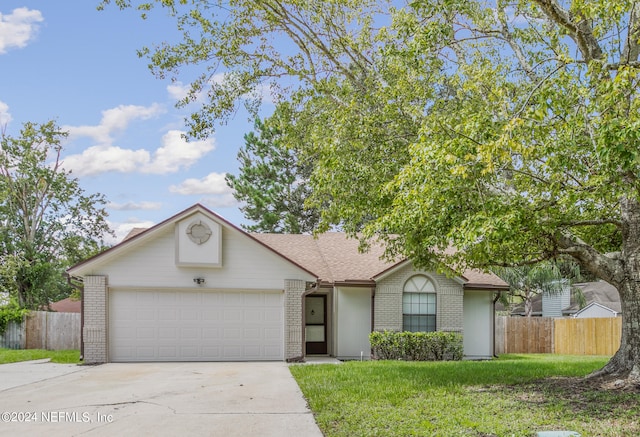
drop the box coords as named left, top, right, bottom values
left=0, top=121, right=113, bottom=309
left=226, top=118, right=319, bottom=233
left=0, top=304, right=29, bottom=335
left=369, top=330, right=463, bottom=361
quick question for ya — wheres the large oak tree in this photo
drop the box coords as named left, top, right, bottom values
left=104, top=0, right=640, bottom=383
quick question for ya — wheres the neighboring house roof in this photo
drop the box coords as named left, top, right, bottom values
left=507, top=280, right=620, bottom=316
left=68, top=204, right=507, bottom=289
left=122, top=227, right=147, bottom=241
left=49, top=297, right=81, bottom=313
left=567, top=281, right=621, bottom=314
left=573, top=302, right=620, bottom=318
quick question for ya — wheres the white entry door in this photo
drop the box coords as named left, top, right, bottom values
left=109, top=289, right=284, bottom=362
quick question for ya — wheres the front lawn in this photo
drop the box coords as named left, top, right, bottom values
left=0, top=348, right=81, bottom=364
left=290, top=354, right=640, bottom=436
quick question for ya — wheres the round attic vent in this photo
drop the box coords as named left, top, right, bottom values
left=186, top=220, right=212, bottom=245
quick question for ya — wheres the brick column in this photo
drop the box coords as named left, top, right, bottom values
left=284, top=279, right=306, bottom=361
left=82, top=276, right=107, bottom=364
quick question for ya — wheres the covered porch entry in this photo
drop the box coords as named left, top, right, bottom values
left=304, top=286, right=372, bottom=360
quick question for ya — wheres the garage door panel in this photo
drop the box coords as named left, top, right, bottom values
left=264, top=308, right=283, bottom=323
left=223, top=293, right=244, bottom=305
left=110, top=290, right=284, bottom=362
left=158, top=308, right=178, bottom=321
left=202, top=309, right=222, bottom=321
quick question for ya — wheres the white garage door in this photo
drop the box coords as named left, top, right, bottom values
left=109, top=289, right=284, bottom=362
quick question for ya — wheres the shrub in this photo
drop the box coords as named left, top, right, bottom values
left=0, top=304, right=29, bottom=335
left=370, top=330, right=463, bottom=361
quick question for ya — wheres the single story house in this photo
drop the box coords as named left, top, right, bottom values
left=67, top=204, right=508, bottom=364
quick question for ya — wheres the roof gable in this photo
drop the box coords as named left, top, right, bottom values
left=67, top=204, right=317, bottom=278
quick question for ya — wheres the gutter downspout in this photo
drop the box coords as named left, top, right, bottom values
left=492, top=291, right=502, bottom=358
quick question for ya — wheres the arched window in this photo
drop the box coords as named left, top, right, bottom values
left=402, top=275, right=436, bottom=332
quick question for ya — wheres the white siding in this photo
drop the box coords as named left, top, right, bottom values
left=335, top=287, right=371, bottom=360
left=574, top=303, right=619, bottom=318
left=463, top=291, right=494, bottom=359
left=83, top=224, right=315, bottom=289
left=542, top=282, right=570, bottom=317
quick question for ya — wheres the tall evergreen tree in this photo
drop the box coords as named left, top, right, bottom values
left=226, top=118, right=319, bottom=233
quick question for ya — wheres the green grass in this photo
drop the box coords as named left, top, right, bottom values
left=290, top=354, right=640, bottom=437
left=0, top=348, right=81, bottom=364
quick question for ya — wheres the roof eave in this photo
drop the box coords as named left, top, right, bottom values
left=464, top=283, right=510, bottom=291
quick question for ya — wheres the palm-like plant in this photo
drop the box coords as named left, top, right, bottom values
left=494, top=261, right=584, bottom=317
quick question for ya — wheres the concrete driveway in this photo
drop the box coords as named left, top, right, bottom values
left=0, top=361, right=323, bottom=436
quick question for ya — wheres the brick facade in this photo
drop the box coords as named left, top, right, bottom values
left=284, top=279, right=307, bottom=361
left=82, top=275, right=108, bottom=364
left=374, top=264, right=464, bottom=334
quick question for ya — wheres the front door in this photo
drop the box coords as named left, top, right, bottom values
left=305, top=295, right=327, bottom=354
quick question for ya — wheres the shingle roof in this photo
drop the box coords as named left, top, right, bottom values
left=569, top=281, right=621, bottom=314
left=49, top=297, right=81, bottom=313
left=252, top=232, right=506, bottom=288
left=122, top=227, right=148, bottom=241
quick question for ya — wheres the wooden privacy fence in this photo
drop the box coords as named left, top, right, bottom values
left=0, top=311, right=80, bottom=350
left=495, top=316, right=622, bottom=356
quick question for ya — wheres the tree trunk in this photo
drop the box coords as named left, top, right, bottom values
left=593, top=277, right=640, bottom=383
left=590, top=196, right=640, bottom=384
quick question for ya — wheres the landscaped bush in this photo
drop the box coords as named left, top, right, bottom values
left=369, top=330, right=463, bottom=361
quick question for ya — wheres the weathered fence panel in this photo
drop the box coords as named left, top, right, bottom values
left=0, top=321, right=25, bottom=349
left=496, top=316, right=622, bottom=356
left=0, top=311, right=80, bottom=350
left=502, top=316, right=554, bottom=354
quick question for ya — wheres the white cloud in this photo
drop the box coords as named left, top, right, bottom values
left=61, top=104, right=214, bottom=177
left=65, top=104, right=165, bottom=145
left=141, top=130, right=215, bottom=174
left=0, top=7, right=43, bottom=54
left=106, top=219, right=156, bottom=245
left=108, top=201, right=163, bottom=211
left=169, top=172, right=232, bottom=195
left=201, top=193, right=238, bottom=208
left=167, top=81, right=190, bottom=101
left=0, top=100, right=11, bottom=126
left=63, top=145, right=151, bottom=176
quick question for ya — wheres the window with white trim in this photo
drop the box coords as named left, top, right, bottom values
left=402, top=275, right=436, bottom=332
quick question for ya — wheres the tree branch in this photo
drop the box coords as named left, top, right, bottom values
left=622, top=2, right=640, bottom=64
left=565, top=219, right=623, bottom=228
left=532, top=0, right=603, bottom=62
left=555, top=232, right=623, bottom=284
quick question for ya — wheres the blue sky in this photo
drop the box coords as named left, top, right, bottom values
left=1, top=1, right=261, bottom=242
